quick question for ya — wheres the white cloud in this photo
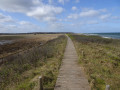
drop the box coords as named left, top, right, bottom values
left=0, top=0, right=63, bottom=22
left=99, top=14, right=111, bottom=20
left=58, top=0, right=69, bottom=5
left=50, top=22, right=64, bottom=29
left=70, top=20, right=98, bottom=28
left=87, top=20, right=98, bottom=24
left=7, top=24, right=17, bottom=28
left=27, top=5, right=63, bottom=22
left=99, top=9, right=107, bottom=12
left=75, top=0, right=80, bottom=3
left=48, top=0, right=53, bottom=4
left=67, top=9, right=100, bottom=19
left=43, top=16, right=57, bottom=22
left=112, top=16, right=120, bottom=19
left=0, top=20, right=43, bottom=33
left=67, top=9, right=109, bottom=19
left=0, top=13, right=15, bottom=23
left=0, top=12, right=43, bottom=33
left=72, top=6, right=77, bottom=11
left=68, top=13, right=79, bottom=19
left=47, top=22, right=70, bottom=32
left=0, top=0, right=37, bottom=12
left=58, top=0, right=64, bottom=4
left=80, top=10, right=99, bottom=17
left=19, top=21, right=32, bottom=25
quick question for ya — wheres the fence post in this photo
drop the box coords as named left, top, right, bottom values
left=82, top=51, right=84, bottom=57
left=39, top=76, right=43, bottom=90
left=105, top=85, right=110, bottom=90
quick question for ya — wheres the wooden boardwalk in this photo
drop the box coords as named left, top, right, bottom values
left=54, top=36, right=90, bottom=90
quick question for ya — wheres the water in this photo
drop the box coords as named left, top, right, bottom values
left=86, top=33, right=120, bottom=39
left=0, top=40, right=13, bottom=45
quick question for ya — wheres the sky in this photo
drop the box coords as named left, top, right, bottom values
left=0, top=0, right=120, bottom=33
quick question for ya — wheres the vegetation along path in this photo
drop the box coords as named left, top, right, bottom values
left=54, top=35, right=90, bottom=90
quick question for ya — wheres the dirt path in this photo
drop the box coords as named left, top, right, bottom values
left=54, top=36, right=90, bottom=90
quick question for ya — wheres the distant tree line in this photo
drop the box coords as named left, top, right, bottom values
left=0, top=32, right=74, bottom=35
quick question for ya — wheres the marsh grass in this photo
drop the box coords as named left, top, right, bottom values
left=0, top=36, right=25, bottom=40
left=0, top=35, right=67, bottom=90
left=0, top=34, right=61, bottom=59
left=68, top=34, right=120, bottom=90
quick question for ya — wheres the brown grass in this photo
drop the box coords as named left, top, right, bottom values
left=0, top=35, right=67, bottom=90
left=68, top=34, right=120, bottom=90
left=0, top=34, right=61, bottom=59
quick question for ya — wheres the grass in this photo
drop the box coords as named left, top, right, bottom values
left=0, top=35, right=24, bottom=40
left=0, top=34, right=61, bottom=58
left=68, top=34, right=120, bottom=90
left=0, top=35, right=67, bottom=90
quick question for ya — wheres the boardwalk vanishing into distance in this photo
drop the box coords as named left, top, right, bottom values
left=54, top=35, right=90, bottom=90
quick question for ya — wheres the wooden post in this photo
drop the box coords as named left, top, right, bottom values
left=106, top=85, right=110, bottom=90
left=82, top=51, right=84, bottom=57
left=39, top=76, right=43, bottom=90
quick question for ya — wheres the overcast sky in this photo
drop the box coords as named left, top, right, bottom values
left=0, top=0, right=120, bottom=33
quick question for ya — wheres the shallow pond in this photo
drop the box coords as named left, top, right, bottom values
left=0, top=40, right=14, bottom=45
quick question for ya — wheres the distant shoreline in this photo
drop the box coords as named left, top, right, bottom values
left=84, top=32, right=120, bottom=39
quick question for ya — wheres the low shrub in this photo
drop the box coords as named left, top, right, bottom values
left=0, top=35, right=67, bottom=90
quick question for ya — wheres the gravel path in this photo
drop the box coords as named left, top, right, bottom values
left=54, top=36, right=90, bottom=90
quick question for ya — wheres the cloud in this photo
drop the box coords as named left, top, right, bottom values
left=49, top=22, right=64, bottom=29
left=19, top=21, right=32, bottom=25
left=72, top=6, right=77, bottom=11
left=7, top=24, right=17, bottom=28
left=58, top=0, right=69, bottom=5
left=75, top=0, right=80, bottom=3
left=0, top=13, right=15, bottom=23
left=0, top=0, right=63, bottom=22
left=68, top=13, right=79, bottom=19
left=27, top=5, right=63, bottom=22
left=58, top=0, right=64, bottom=4
left=67, top=9, right=100, bottom=19
left=0, top=0, right=38, bottom=12
left=99, top=14, right=111, bottom=20
left=0, top=12, right=43, bottom=33
left=48, top=0, right=53, bottom=4
left=0, top=20, right=43, bottom=33
left=87, top=20, right=98, bottom=24
left=80, top=10, right=99, bottom=17
left=99, top=9, right=107, bottom=12
left=71, top=20, right=98, bottom=26
left=47, top=22, right=72, bottom=32
left=67, top=9, right=109, bottom=19
left=112, top=16, right=120, bottom=19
